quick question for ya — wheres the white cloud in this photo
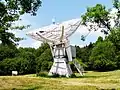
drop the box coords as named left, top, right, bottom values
left=31, top=41, right=42, bottom=49
left=17, top=39, right=42, bottom=49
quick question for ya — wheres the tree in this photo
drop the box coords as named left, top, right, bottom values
left=107, top=28, right=120, bottom=51
left=76, top=42, right=94, bottom=70
left=81, top=0, right=120, bottom=34
left=17, top=50, right=36, bottom=74
left=95, top=36, right=103, bottom=44
left=0, top=0, right=42, bottom=46
left=0, top=57, right=30, bottom=75
left=35, top=43, right=53, bottom=73
left=89, top=40, right=117, bottom=71
left=0, top=44, right=18, bottom=61
left=106, top=28, right=120, bottom=68
left=112, top=0, right=120, bottom=27
left=35, top=43, right=49, bottom=57
left=0, top=48, right=36, bottom=75
left=36, top=48, right=53, bottom=73
left=80, top=0, right=120, bottom=71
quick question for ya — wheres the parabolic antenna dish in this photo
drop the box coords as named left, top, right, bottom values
left=27, top=18, right=84, bottom=77
left=27, top=18, right=81, bottom=44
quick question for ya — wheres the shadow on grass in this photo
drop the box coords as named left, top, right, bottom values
left=75, top=75, right=111, bottom=78
left=36, top=75, right=110, bottom=79
left=36, top=71, right=112, bottom=79
left=12, top=85, right=43, bottom=90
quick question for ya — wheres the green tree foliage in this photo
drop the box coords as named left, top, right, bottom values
left=81, top=4, right=110, bottom=31
left=36, top=44, right=53, bottom=72
left=35, top=43, right=49, bottom=57
left=0, top=0, right=42, bottom=46
left=107, top=28, right=120, bottom=51
left=0, top=44, right=18, bottom=61
left=80, top=0, right=120, bottom=71
left=95, top=36, right=103, bottom=45
left=0, top=0, right=41, bottom=75
left=0, top=57, right=28, bottom=75
left=0, top=43, right=52, bottom=75
left=17, top=48, right=36, bottom=74
left=81, top=0, right=120, bottom=33
left=76, top=42, right=94, bottom=70
left=89, top=40, right=117, bottom=71
left=113, top=0, right=120, bottom=27
left=0, top=47, right=36, bottom=75
left=106, top=28, right=120, bottom=68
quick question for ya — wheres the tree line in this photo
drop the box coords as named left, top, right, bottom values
left=0, top=43, right=53, bottom=75
left=76, top=28, right=120, bottom=71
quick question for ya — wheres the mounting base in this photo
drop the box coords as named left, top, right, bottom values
left=48, top=58, right=73, bottom=77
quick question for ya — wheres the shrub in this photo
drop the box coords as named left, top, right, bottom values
left=36, top=72, right=48, bottom=77
left=70, top=73, right=77, bottom=78
left=52, top=73, right=60, bottom=78
left=60, top=75, right=66, bottom=77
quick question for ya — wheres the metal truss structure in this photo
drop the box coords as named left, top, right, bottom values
left=27, top=18, right=84, bottom=77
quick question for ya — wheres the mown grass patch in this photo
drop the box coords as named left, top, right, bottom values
left=0, top=70, right=120, bottom=90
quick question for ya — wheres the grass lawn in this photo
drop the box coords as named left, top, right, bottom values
left=0, top=70, right=120, bottom=90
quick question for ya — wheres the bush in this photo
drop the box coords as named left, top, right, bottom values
left=37, top=72, right=67, bottom=78
left=60, top=75, right=66, bottom=77
left=36, top=72, right=48, bottom=77
left=70, top=73, right=76, bottom=78
left=50, top=73, right=60, bottom=78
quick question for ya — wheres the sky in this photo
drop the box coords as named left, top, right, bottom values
left=14, top=0, right=113, bottom=48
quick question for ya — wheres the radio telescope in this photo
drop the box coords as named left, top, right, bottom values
left=27, top=18, right=84, bottom=77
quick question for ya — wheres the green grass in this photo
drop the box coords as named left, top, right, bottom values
left=0, top=70, right=120, bottom=90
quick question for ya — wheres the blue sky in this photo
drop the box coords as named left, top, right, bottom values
left=15, top=0, right=113, bottom=48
